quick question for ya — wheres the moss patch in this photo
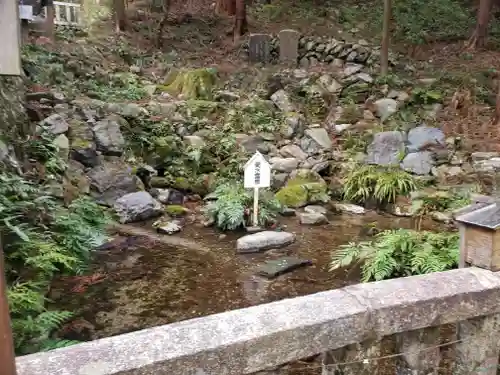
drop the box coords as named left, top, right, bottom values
left=275, top=171, right=328, bottom=208
left=159, top=68, right=217, bottom=100
left=165, top=205, right=187, bottom=216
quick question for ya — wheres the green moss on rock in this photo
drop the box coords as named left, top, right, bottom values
left=165, top=205, right=187, bottom=216
left=275, top=170, right=329, bottom=208
left=159, top=68, right=217, bottom=100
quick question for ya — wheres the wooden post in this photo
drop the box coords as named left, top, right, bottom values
left=253, top=187, right=259, bottom=227
left=45, top=4, right=55, bottom=41
left=0, top=238, right=17, bottom=375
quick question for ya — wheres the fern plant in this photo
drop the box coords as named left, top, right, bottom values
left=0, top=172, right=110, bottom=354
left=343, top=165, right=418, bottom=205
left=203, top=182, right=282, bottom=230
left=330, top=229, right=459, bottom=282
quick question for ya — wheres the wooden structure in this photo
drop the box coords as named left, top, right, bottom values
left=0, top=0, right=22, bottom=75
left=455, top=202, right=500, bottom=270
left=40, top=1, right=83, bottom=27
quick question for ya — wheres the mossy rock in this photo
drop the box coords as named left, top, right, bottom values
left=165, top=205, right=187, bottom=217
left=172, top=176, right=191, bottom=190
left=275, top=171, right=328, bottom=208
left=159, top=68, right=217, bottom=100
left=150, top=176, right=170, bottom=188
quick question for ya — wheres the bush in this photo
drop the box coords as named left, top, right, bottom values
left=338, top=0, right=474, bottom=45
left=330, top=229, right=459, bottom=282
left=203, top=182, right=282, bottom=231
left=0, top=173, right=110, bottom=354
left=343, top=165, right=418, bottom=205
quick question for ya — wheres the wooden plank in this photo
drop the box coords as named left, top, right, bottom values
left=0, top=0, right=22, bottom=75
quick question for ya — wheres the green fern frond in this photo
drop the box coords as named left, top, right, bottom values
left=331, top=229, right=459, bottom=282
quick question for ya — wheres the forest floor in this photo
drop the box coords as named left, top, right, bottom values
left=96, top=0, right=500, bottom=150
left=38, top=0, right=500, bottom=150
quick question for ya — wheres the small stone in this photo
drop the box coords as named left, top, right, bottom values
left=183, top=135, right=205, bottom=148
left=156, top=220, right=183, bottom=234
left=333, top=203, right=365, bottom=214
left=374, top=98, right=398, bottom=121
left=236, top=231, right=295, bottom=253
left=301, top=128, right=333, bottom=154
left=343, top=63, right=363, bottom=76
left=279, top=144, right=308, bottom=161
left=401, top=151, right=434, bottom=175
left=39, top=114, right=69, bottom=135
left=53, top=134, right=69, bottom=160
left=304, top=205, right=327, bottom=215
left=299, top=212, right=328, bottom=225
left=271, top=89, right=295, bottom=113
left=430, top=211, right=452, bottom=223
left=334, top=124, right=351, bottom=133
left=270, top=157, right=299, bottom=172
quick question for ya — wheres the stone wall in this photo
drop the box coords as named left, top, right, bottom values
left=0, top=75, right=27, bottom=172
left=244, top=31, right=399, bottom=68
left=15, top=267, right=500, bottom=375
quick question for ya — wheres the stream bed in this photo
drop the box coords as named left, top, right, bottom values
left=50, top=211, right=441, bottom=342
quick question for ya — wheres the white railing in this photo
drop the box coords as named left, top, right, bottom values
left=41, top=1, right=83, bottom=27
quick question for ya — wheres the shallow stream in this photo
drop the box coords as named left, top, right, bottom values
left=50, top=211, right=441, bottom=342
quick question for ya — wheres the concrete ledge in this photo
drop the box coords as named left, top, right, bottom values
left=16, top=268, right=500, bottom=375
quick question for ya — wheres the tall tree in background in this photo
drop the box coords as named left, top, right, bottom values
left=216, top=0, right=236, bottom=16
left=233, top=0, right=248, bottom=41
left=113, top=0, right=127, bottom=32
left=380, top=0, right=391, bottom=74
left=467, top=0, right=493, bottom=48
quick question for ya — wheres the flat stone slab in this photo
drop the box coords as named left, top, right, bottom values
left=236, top=231, right=295, bottom=253
left=254, top=257, right=312, bottom=279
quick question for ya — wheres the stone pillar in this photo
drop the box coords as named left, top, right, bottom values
left=248, top=34, right=271, bottom=64
left=396, top=327, right=441, bottom=375
left=278, top=29, right=299, bottom=65
left=453, top=314, right=500, bottom=375
left=321, top=340, right=382, bottom=375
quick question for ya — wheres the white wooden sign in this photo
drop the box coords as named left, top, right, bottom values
left=244, top=151, right=271, bottom=189
left=244, top=151, right=271, bottom=227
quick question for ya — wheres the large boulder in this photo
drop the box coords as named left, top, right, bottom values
left=93, top=115, right=126, bottom=156
left=275, top=169, right=328, bottom=208
left=365, top=131, right=405, bottom=166
left=113, top=191, right=164, bottom=224
left=407, top=126, right=445, bottom=152
left=87, top=160, right=144, bottom=206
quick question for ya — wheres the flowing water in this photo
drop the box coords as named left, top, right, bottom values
left=50, top=211, right=443, bottom=342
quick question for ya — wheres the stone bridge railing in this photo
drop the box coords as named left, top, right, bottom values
left=15, top=267, right=500, bottom=375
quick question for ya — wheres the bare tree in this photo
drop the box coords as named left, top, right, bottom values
left=216, top=0, right=236, bottom=16
left=233, top=0, right=248, bottom=41
left=467, top=0, right=493, bottom=49
left=380, top=0, right=391, bottom=74
left=494, top=74, right=500, bottom=126
left=113, top=0, right=127, bottom=32
left=156, top=0, right=171, bottom=47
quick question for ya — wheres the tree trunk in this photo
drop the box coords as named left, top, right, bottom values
left=156, top=0, right=171, bottom=47
left=380, top=0, right=391, bottom=75
left=494, top=77, right=500, bottom=125
left=113, top=0, right=127, bottom=32
left=216, top=0, right=236, bottom=16
left=467, top=0, right=493, bottom=49
left=233, top=0, right=247, bottom=41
